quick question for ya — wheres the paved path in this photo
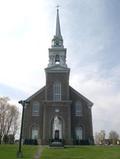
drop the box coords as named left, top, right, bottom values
left=33, top=145, right=44, bottom=159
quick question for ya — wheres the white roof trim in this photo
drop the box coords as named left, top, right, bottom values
left=70, top=86, right=93, bottom=107
left=26, top=86, right=45, bottom=101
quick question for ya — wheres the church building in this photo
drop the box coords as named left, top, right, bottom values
left=23, top=9, right=94, bottom=145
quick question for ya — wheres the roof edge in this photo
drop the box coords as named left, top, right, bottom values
left=26, top=86, right=45, bottom=101
left=69, top=86, right=94, bottom=107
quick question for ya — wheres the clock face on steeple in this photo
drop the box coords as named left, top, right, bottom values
left=52, top=38, right=63, bottom=47
left=55, top=39, right=59, bottom=46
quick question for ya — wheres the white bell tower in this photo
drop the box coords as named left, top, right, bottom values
left=48, top=8, right=67, bottom=68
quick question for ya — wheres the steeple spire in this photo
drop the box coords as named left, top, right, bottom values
left=51, top=7, right=63, bottom=48
left=48, top=7, right=67, bottom=68
left=56, top=7, right=62, bottom=38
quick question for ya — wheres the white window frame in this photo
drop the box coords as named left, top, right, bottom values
left=32, top=101, right=40, bottom=116
left=53, top=81, right=61, bottom=101
left=75, top=127, right=83, bottom=140
left=32, top=127, right=39, bottom=139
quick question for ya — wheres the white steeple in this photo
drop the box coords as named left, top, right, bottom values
left=48, top=8, right=67, bottom=68
left=51, top=7, right=64, bottom=48
left=56, top=8, right=62, bottom=38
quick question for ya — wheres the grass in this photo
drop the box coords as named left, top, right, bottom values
left=40, top=145, right=120, bottom=159
left=0, top=144, right=38, bottom=159
left=1, top=145, right=120, bottom=159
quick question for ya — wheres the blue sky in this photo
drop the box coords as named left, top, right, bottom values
left=0, top=0, right=120, bottom=136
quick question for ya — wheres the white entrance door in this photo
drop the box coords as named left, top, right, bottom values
left=52, top=116, right=62, bottom=139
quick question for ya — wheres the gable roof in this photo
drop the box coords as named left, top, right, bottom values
left=70, top=86, right=93, bottom=107
left=25, top=85, right=93, bottom=107
left=26, top=86, right=45, bottom=101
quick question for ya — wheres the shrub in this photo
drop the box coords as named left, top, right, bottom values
left=24, top=139, right=38, bottom=145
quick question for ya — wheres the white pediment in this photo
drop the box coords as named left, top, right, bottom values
left=45, top=64, right=70, bottom=72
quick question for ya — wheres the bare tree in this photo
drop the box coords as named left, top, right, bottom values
left=109, top=130, right=119, bottom=145
left=0, top=97, right=20, bottom=143
left=94, top=130, right=106, bottom=145
left=9, top=106, right=20, bottom=136
left=94, top=132, right=100, bottom=145
left=0, top=97, right=9, bottom=143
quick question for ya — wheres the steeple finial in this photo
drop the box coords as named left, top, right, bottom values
left=56, top=5, right=60, bottom=10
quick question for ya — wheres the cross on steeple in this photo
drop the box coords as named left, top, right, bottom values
left=56, top=5, right=60, bottom=10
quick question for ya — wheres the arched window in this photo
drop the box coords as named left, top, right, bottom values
left=32, top=101, right=40, bottom=116
left=75, top=101, right=82, bottom=116
left=55, top=55, right=60, bottom=64
left=75, top=127, right=83, bottom=140
left=53, top=81, right=61, bottom=101
left=32, top=126, right=39, bottom=139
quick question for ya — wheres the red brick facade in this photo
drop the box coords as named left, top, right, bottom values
left=23, top=9, right=94, bottom=145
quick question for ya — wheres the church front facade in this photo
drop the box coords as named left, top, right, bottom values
left=23, top=9, right=94, bottom=145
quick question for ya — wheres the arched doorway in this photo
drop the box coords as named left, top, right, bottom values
left=52, top=116, right=63, bottom=140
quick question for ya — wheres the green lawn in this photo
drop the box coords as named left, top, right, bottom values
left=0, top=144, right=38, bottom=159
left=41, top=146, right=120, bottom=159
left=1, top=145, right=120, bottom=159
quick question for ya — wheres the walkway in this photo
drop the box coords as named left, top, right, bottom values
left=33, top=145, right=44, bottom=159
